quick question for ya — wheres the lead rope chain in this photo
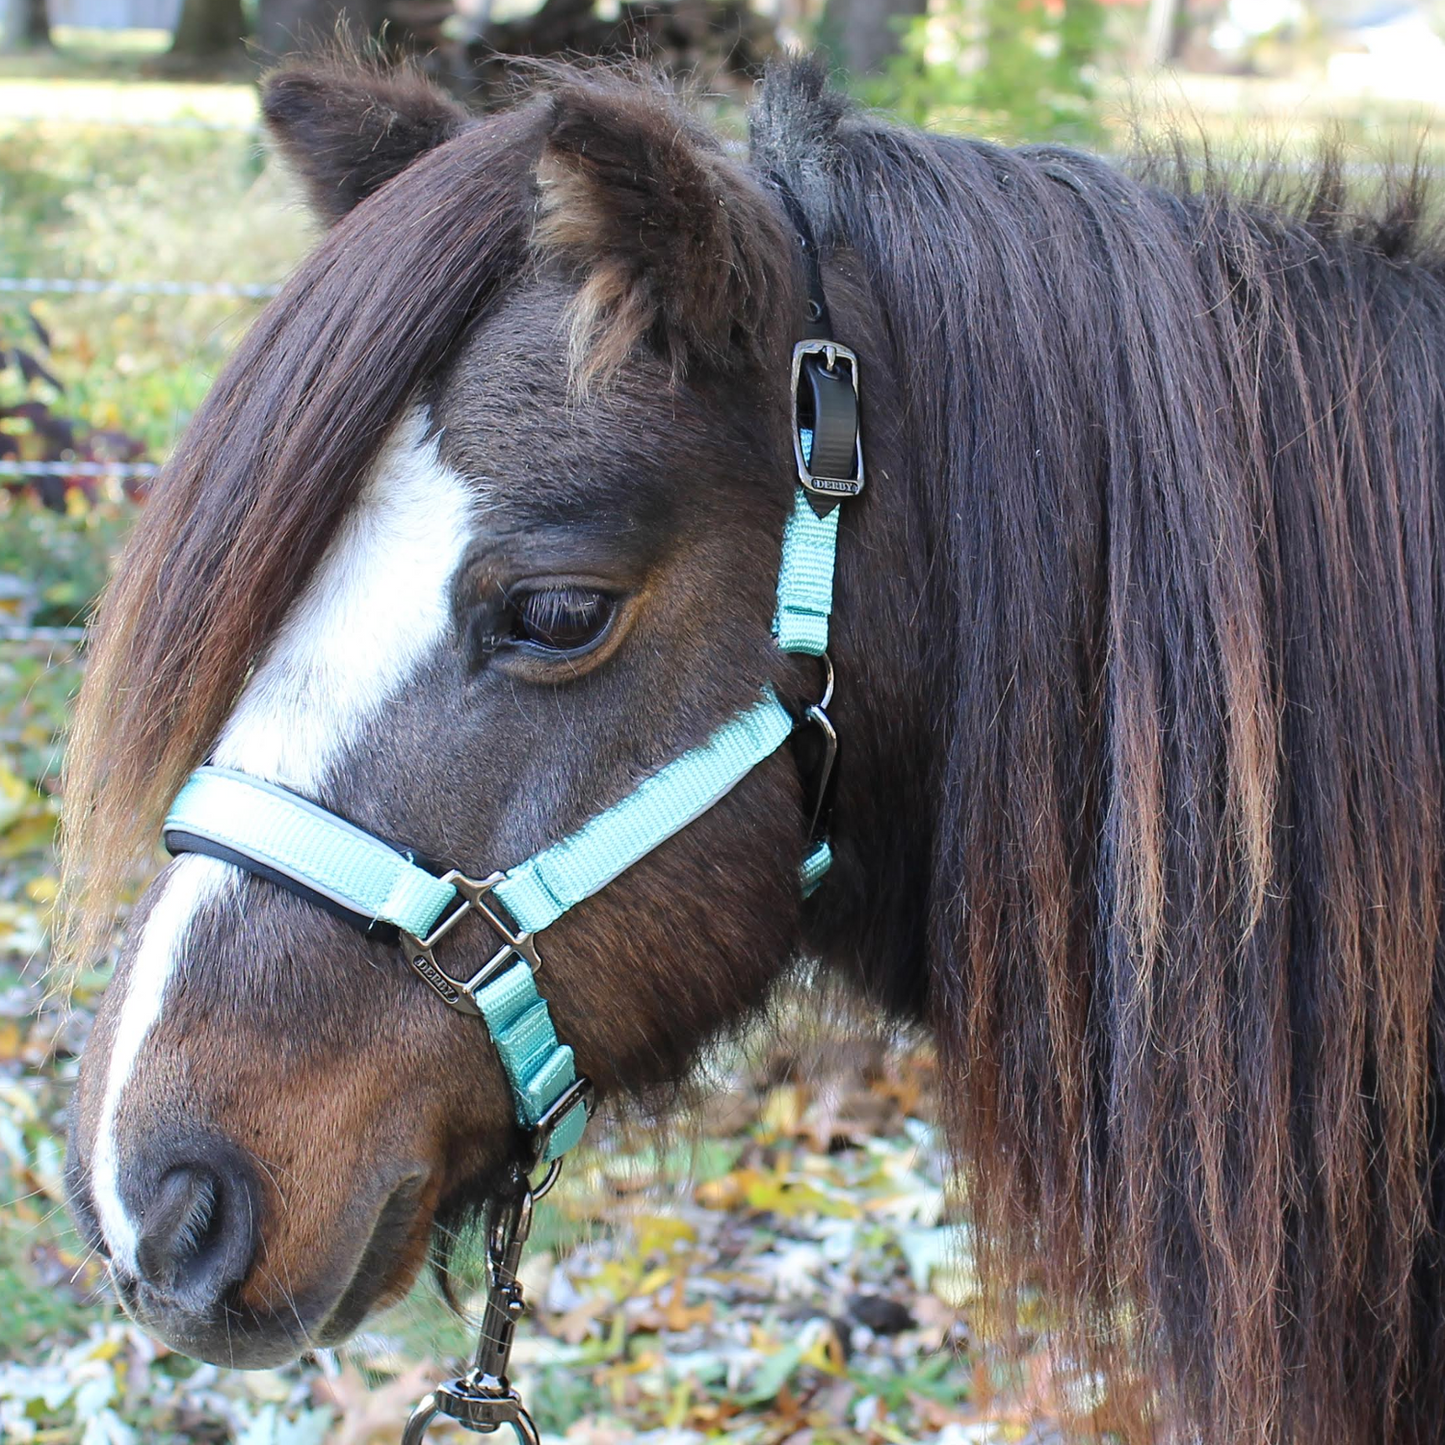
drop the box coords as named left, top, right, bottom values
left=401, top=1162, right=552, bottom=1445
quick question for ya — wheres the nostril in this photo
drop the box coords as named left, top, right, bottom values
left=135, top=1162, right=256, bottom=1310
left=137, top=1168, right=217, bottom=1285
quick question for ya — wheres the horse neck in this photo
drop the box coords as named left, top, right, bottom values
left=795, top=131, right=1123, bottom=1023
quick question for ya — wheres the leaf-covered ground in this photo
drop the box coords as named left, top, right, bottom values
left=5, top=915, right=1122, bottom=1445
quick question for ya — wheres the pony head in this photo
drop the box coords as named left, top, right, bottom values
left=61, top=62, right=827, bottom=1365
left=61, top=55, right=1445, bottom=1445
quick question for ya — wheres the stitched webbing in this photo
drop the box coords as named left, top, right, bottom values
left=772, top=428, right=840, bottom=659
left=165, top=768, right=457, bottom=939
left=474, top=961, right=587, bottom=1160
left=168, top=690, right=795, bottom=944
left=491, top=691, right=792, bottom=933
left=165, top=692, right=795, bottom=1165
left=773, top=489, right=840, bottom=657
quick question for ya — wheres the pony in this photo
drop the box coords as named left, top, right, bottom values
left=58, top=54, right=1445, bottom=1445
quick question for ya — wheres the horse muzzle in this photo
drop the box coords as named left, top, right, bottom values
left=66, top=1124, right=433, bottom=1367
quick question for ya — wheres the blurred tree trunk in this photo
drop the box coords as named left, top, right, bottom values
left=819, top=0, right=926, bottom=77
left=24, top=0, right=48, bottom=45
left=255, top=0, right=388, bottom=59
left=3, top=0, right=50, bottom=50
left=461, top=0, right=774, bottom=105
left=169, top=0, right=246, bottom=56
left=1142, top=0, right=1178, bottom=64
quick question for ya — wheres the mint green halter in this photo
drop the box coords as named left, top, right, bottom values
left=163, top=399, right=860, bottom=1171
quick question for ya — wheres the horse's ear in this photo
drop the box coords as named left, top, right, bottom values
left=262, top=62, right=473, bottom=225
left=534, top=84, right=790, bottom=384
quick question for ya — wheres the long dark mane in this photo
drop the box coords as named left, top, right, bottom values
left=757, top=64, right=1445, bottom=1443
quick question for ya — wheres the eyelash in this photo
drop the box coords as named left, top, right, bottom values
left=503, top=587, right=615, bottom=656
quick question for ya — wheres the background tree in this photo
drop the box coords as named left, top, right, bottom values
left=819, top=0, right=927, bottom=77
left=862, top=0, right=1107, bottom=141
left=168, top=0, right=245, bottom=58
left=2, top=0, right=51, bottom=50
left=254, top=0, right=386, bottom=61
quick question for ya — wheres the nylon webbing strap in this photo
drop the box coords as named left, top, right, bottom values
left=491, top=691, right=793, bottom=933
left=774, top=488, right=840, bottom=657
left=799, top=840, right=832, bottom=898
left=165, top=768, right=457, bottom=939
left=774, top=427, right=838, bottom=893
left=773, top=428, right=840, bottom=659
left=166, top=691, right=794, bottom=942
left=164, top=689, right=798, bottom=1162
left=474, top=963, right=588, bottom=1161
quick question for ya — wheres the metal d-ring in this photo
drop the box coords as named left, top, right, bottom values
left=401, top=1396, right=442, bottom=1445
left=530, top=1158, right=564, bottom=1201
left=816, top=652, right=835, bottom=712
left=400, top=1393, right=540, bottom=1445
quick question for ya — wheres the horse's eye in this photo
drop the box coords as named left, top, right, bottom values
left=510, top=587, right=614, bottom=654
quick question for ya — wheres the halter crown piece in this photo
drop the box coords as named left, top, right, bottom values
left=160, top=179, right=862, bottom=1445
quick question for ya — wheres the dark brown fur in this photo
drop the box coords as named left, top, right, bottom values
left=62, top=55, right=1445, bottom=1445
left=262, top=56, right=474, bottom=223
left=535, top=77, right=790, bottom=384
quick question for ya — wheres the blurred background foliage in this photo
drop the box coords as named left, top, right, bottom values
left=2, top=0, right=1444, bottom=1439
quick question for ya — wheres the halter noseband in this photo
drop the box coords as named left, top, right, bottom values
left=159, top=180, right=863, bottom=1443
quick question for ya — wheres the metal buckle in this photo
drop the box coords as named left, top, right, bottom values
left=523, top=1076, right=595, bottom=1175
left=401, top=871, right=542, bottom=1017
left=791, top=339, right=864, bottom=501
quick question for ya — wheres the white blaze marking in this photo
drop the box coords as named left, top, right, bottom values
left=93, top=406, right=476, bottom=1270
left=92, top=855, right=233, bottom=1268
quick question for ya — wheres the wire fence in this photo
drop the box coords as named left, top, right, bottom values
left=0, top=624, right=88, bottom=648
left=0, top=109, right=255, bottom=663
left=0, top=460, right=161, bottom=480
left=0, top=277, right=279, bottom=298
left=0, top=107, right=282, bottom=488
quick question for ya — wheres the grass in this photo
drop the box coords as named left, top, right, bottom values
left=0, top=100, right=306, bottom=458
left=0, top=25, right=259, bottom=81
